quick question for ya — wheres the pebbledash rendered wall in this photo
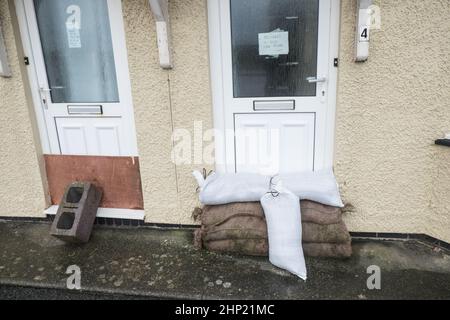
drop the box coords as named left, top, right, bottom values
left=122, top=0, right=215, bottom=224
left=0, top=0, right=449, bottom=242
left=0, top=0, right=47, bottom=218
left=335, top=0, right=450, bottom=243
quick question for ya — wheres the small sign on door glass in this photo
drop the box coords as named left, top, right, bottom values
left=258, top=29, right=289, bottom=56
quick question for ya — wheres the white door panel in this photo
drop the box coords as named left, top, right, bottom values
left=234, top=118, right=271, bottom=174
left=279, top=116, right=315, bottom=173
left=235, top=113, right=315, bottom=174
left=95, top=124, right=122, bottom=156
left=56, top=117, right=124, bottom=156
left=57, top=122, right=89, bottom=155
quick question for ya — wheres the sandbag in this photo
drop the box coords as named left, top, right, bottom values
left=260, top=188, right=307, bottom=280
left=279, top=171, right=344, bottom=207
left=193, top=170, right=344, bottom=207
left=200, top=202, right=266, bottom=227
left=301, top=201, right=342, bottom=225
left=302, top=222, right=351, bottom=244
left=201, top=221, right=350, bottom=244
left=193, top=171, right=270, bottom=205
left=201, top=239, right=352, bottom=259
left=199, top=201, right=342, bottom=227
left=203, top=228, right=267, bottom=242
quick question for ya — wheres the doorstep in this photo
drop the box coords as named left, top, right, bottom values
left=0, top=220, right=450, bottom=300
left=44, top=205, right=145, bottom=221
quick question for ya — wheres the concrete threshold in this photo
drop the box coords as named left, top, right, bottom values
left=0, top=220, right=449, bottom=300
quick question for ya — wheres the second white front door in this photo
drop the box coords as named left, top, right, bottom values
left=19, top=0, right=138, bottom=156
left=208, top=0, right=339, bottom=174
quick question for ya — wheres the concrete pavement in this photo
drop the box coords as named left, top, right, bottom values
left=0, top=220, right=449, bottom=300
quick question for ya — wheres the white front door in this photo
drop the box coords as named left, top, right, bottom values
left=208, top=0, right=340, bottom=174
left=18, top=0, right=138, bottom=156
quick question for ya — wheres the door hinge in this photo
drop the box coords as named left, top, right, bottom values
left=334, top=58, right=339, bottom=68
left=24, top=56, right=30, bottom=65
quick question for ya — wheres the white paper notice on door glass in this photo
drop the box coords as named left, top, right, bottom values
left=66, top=27, right=81, bottom=48
left=66, top=5, right=82, bottom=48
left=258, top=29, right=289, bottom=56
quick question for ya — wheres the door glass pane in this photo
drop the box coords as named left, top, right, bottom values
left=34, top=0, right=119, bottom=103
left=231, top=0, right=319, bottom=98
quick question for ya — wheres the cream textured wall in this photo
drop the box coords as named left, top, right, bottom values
left=336, top=0, right=450, bottom=242
left=0, top=0, right=448, bottom=243
left=122, top=0, right=213, bottom=224
left=429, top=149, right=450, bottom=243
left=124, top=0, right=450, bottom=241
left=0, top=0, right=46, bottom=217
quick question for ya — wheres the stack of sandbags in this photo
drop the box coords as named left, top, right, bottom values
left=193, top=201, right=352, bottom=258
left=299, top=201, right=352, bottom=258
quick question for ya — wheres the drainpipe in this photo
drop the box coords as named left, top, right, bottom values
left=148, top=0, right=173, bottom=69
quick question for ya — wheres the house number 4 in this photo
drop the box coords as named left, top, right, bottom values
left=359, top=26, right=370, bottom=42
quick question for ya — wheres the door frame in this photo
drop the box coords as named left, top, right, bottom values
left=207, top=0, right=341, bottom=173
left=14, top=0, right=139, bottom=156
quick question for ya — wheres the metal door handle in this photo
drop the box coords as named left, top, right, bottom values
left=306, top=76, right=327, bottom=83
left=39, top=87, right=51, bottom=92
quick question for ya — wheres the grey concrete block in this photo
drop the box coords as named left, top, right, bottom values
left=50, top=182, right=102, bottom=243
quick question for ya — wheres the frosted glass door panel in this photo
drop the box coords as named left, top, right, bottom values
left=230, top=0, right=319, bottom=98
left=34, top=0, right=119, bottom=103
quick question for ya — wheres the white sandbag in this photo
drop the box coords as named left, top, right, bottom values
left=194, top=171, right=270, bottom=205
left=260, top=185, right=307, bottom=280
left=193, top=170, right=343, bottom=207
left=279, top=170, right=344, bottom=208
